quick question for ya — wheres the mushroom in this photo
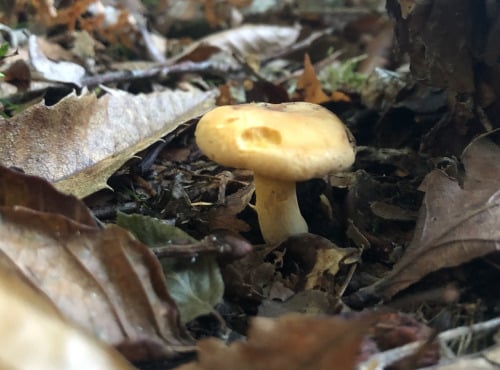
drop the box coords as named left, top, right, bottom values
left=195, top=102, right=356, bottom=244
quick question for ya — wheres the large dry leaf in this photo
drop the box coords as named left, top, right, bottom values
left=0, top=253, right=134, bottom=370
left=374, top=137, right=500, bottom=299
left=0, top=205, right=191, bottom=361
left=0, top=165, right=96, bottom=227
left=176, top=313, right=373, bottom=370
left=0, top=87, right=217, bottom=198
left=170, top=24, right=301, bottom=64
left=29, top=35, right=86, bottom=86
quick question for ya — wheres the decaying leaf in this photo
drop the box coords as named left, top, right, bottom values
left=29, top=35, right=85, bottom=86
left=306, top=246, right=359, bottom=290
left=175, top=313, right=373, bottom=370
left=0, top=87, right=217, bottom=198
left=296, top=53, right=330, bottom=104
left=170, top=24, right=301, bottom=64
left=207, top=183, right=254, bottom=233
left=0, top=166, right=96, bottom=227
left=117, top=213, right=224, bottom=324
left=0, top=207, right=191, bottom=361
left=0, top=253, right=135, bottom=370
left=374, top=136, right=500, bottom=299
left=0, top=165, right=191, bottom=361
left=258, top=290, right=337, bottom=317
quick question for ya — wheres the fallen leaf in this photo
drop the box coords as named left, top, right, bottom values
left=2, top=59, right=31, bottom=91
left=175, top=313, right=373, bottom=370
left=306, top=246, right=359, bottom=290
left=170, top=24, right=301, bottom=64
left=117, top=213, right=224, bottom=324
left=258, top=290, right=337, bottom=317
left=0, top=165, right=96, bottom=227
left=374, top=136, right=500, bottom=299
left=207, top=183, right=254, bottom=233
left=277, top=234, right=360, bottom=291
left=0, top=252, right=135, bottom=370
left=0, top=206, right=191, bottom=361
left=29, top=35, right=85, bottom=85
left=296, top=53, right=330, bottom=104
left=0, top=87, right=217, bottom=198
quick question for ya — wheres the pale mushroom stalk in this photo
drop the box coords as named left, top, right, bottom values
left=253, top=175, right=308, bottom=244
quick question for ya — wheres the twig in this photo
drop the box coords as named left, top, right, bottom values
left=79, top=60, right=234, bottom=88
left=91, top=202, right=138, bottom=219
left=357, top=316, right=500, bottom=370
left=151, top=229, right=252, bottom=260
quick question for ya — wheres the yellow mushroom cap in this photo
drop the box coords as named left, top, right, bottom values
left=195, top=102, right=356, bottom=181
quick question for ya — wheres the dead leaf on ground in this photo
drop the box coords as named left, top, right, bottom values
left=29, top=35, right=86, bottom=86
left=207, top=183, right=254, bottom=233
left=0, top=165, right=96, bottom=227
left=175, top=313, right=374, bottom=370
left=0, top=165, right=191, bottom=361
left=170, top=24, right=301, bottom=64
left=296, top=53, right=330, bottom=104
left=0, top=252, right=135, bottom=370
left=0, top=87, right=217, bottom=198
left=0, top=207, right=191, bottom=361
left=276, top=234, right=360, bottom=292
left=258, top=289, right=338, bottom=317
left=373, top=136, right=500, bottom=299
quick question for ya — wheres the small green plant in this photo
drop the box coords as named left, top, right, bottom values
left=0, top=43, right=9, bottom=58
left=320, top=54, right=368, bottom=93
left=0, top=42, right=9, bottom=78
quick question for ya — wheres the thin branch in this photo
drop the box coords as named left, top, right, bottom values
left=357, top=316, right=500, bottom=370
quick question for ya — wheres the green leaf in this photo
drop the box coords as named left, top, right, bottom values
left=0, top=43, right=9, bottom=58
left=116, top=213, right=224, bottom=324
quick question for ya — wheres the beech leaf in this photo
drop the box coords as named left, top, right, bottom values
left=0, top=87, right=217, bottom=198
left=0, top=206, right=192, bottom=361
left=170, top=24, right=301, bottom=64
left=29, top=35, right=85, bottom=85
left=175, top=313, right=373, bottom=370
left=374, top=137, right=500, bottom=299
left=0, top=253, right=135, bottom=370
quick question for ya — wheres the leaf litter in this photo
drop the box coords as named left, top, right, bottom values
left=0, top=1, right=500, bottom=369
left=367, top=135, right=500, bottom=300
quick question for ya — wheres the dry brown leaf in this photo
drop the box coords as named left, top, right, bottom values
left=0, top=253, right=135, bottom=370
left=375, top=136, right=500, bottom=299
left=0, top=88, right=217, bottom=198
left=2, top=59, right=31, bottom=91
left=0, top=205, right=191, bottom=361
left=176, top=313, right=373, bottom=370
left=0, top=165, right=96, bottom=227
left=306, top=246, right=359, bottom=290
left=296, top=53, right=330, bottom=104
left=207, top=183, right=254, bottom=233
left=32, top=0, right=95, bottom=30
left=169, top=24, right=301, bottom=64
left=29, top=35, right=85, bottom=85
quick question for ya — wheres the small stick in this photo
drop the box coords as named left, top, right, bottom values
left=151, top=229, right=253, bottom=260
left=79, top=60, right=232, bottom=88
left=357, top=316, right=500, bottom=370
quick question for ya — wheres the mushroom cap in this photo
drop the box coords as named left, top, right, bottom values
left=195, top=102, right=356, bottom=181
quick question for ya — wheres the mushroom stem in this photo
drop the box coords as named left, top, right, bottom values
left=253, top=174, right=308, bottom=244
